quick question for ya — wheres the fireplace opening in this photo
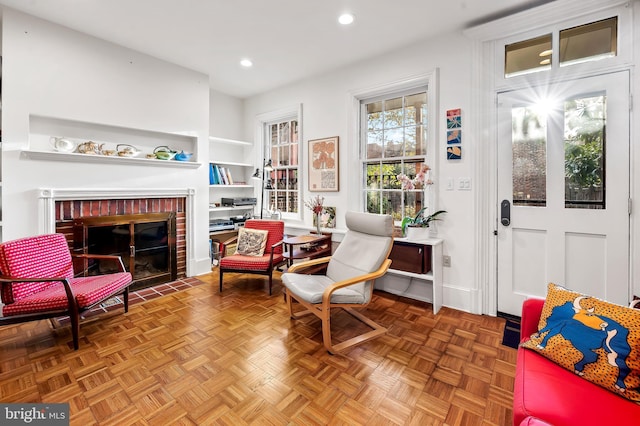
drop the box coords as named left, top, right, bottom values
left=73, top=212, right=177, bottom=291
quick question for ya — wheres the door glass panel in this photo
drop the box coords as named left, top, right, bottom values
left=505, top=34, right=552, bottom=77
left=512, top=106, right=547, bottom=206
left=560, top=17, right=617, bottom=66
left=564, top=94, right=606, bottom=209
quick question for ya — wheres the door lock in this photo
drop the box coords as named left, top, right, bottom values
left=501, top=200, right=511, bottom=226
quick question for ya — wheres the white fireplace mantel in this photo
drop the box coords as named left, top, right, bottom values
left=38, top=187, right=197, bottom=275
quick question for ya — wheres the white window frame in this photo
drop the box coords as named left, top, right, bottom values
left=255, top=104, right=303, bottom=220
left=347, top=71, right=439, bottom=216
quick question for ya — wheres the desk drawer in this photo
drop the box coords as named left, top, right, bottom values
left=389, top=241, right=432, bottom=274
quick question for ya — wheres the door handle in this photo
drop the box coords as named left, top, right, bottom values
left=501, top=200, right=511, bottom=226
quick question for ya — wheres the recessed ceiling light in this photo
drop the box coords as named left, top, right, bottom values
left=338, top=13, right=354, bottom=25
left=240, top=59, right=253, bottom=68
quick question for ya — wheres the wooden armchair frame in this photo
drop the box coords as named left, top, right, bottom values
left=0, top=253, right=131, bottom=350
left=218, top=219, right=286, bottom=295
left=285, top=251, right=393, bottom=354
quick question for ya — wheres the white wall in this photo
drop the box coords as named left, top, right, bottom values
left=243, top=31, right=478, bottom=312
left=210, top=89, right=244, bottom=140
left=1, top=8, right=212, bottom=276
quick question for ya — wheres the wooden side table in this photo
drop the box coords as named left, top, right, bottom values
left=283, top=233, right=332, bottom=266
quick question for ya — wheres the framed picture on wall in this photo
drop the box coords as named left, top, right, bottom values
left=308, top=136, right=339, bottom=192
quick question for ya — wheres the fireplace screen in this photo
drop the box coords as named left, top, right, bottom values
left=73, top=212, right=177, bottom=290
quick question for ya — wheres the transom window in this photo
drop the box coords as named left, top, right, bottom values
left=505, top=17, right=617, bottom=77
left=361, top=90, right=428, bottom=222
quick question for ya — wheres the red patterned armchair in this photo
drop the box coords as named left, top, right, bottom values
left=0, top=233, right=132, bottom=349
left=218, top=219, right=285, bottom=295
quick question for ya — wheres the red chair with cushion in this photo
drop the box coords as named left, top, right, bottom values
left=219, top=219, right=285, bottom=295
left=0, top=233, right=133, bottom=349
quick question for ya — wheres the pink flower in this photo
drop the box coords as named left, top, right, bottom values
left=397, top=165, right=433, bottom=190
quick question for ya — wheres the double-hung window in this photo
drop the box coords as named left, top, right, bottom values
left=361, top=90, right=429, bottom=222
left=264, top=118, right=300, bottom=215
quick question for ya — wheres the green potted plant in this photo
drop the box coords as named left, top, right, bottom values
left=401, top=207, right=447, bottom=238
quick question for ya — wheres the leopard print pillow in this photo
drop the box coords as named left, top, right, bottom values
left=521, top=283, right=640, bottom=403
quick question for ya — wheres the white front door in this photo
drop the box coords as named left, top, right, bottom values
left=497, top=72, right=630, bottom=316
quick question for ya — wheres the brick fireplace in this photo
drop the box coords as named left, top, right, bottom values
left=38, top=188, right=196, bottom=287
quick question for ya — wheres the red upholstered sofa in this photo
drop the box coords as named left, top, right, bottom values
left=514, top=298, right=640, bottom=425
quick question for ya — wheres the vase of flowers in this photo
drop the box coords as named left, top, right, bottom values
left=305, top=195, right=324, bottom=235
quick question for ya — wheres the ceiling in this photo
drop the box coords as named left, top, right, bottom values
left=0, top=0, right=554, bottom=98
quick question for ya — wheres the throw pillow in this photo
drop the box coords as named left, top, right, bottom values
left=235, top=227, right=268, bottom=256
left=521, top=283, right=640, bottom=402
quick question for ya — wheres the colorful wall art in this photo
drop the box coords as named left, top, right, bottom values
left=446, top=108, right=462, bottom=160
left=309, top=136, right=339, bottom=191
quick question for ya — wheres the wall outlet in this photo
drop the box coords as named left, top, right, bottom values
left=443, top=255, right=451, bottom=267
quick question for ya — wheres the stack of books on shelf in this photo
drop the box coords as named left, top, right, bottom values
left=209, top=164, right=234, bottom=185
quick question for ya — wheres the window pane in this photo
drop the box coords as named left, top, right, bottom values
left=386, top=191, right=402, bottom=221
left=416, top=125, right=427, bottom=156
left=405, top=92, right=427, bottom=125
left=384, top=128, right=403, bottom=157
left=279, top=122, right=290, bottom=143
left=365, top=163, right=381, bottom=190
left=405, top=126, right=417, bottom=156
left=560, top=17, right=617, bottom=66
left=505, top=34, right=552, bottom=77
left=290, top=142, right=298, bottom=166
left=381, top=162, right=401, bottom=189
left=512, top=106, right=547, bottom=206
left=403, top=191, right=425, bottom=219
left=366, top=190, right=381, bottom=214
left=279, top=146, right=289, bottom=166
left=367, top=101, right=383, bottom=131
left=564, top=94, right=605, bottom=209
left=366, top=130, right=383, bottom=159
left=383, top=97, right=403, bottom=128
left=403, top=161, right=427, bottom=190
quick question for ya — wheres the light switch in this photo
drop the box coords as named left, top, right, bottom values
left=446, top=178, right=454, bottom=191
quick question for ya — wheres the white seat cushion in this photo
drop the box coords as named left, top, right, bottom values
left=281, top=273, right=366, bottom=304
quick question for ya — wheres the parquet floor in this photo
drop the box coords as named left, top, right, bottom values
left=0, top=271, right=517, bottom=425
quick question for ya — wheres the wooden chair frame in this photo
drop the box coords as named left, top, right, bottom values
left=219, top=237, right=286, bottom=295
left=284, top=251, right=393, bottom=354
left=0, top=253, right=130, bottom=350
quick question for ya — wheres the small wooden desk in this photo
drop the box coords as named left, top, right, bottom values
left=283, top=234, right=332, bottom=266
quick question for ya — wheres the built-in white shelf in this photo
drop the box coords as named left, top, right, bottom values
left=209, top=206, right=255, bottom=212
left=381, top=238, right=444, bottom=314
left=209, top=184, right=253, bottom=188
left=21, top=150, right=201, bottom=168
left=209, top=136, right=252, bottom=147
left=212, top=160, right=252, bottom=168
left=386, top=268, right=434, bottom=281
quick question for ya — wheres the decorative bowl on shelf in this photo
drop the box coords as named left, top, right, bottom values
left=116, top=144, right=140, bottom=157
left=174, top=151, right=193, bottom=161
left=77, top=141, right=104, bottom=155
left=50, top=137, right=76, bottom=153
